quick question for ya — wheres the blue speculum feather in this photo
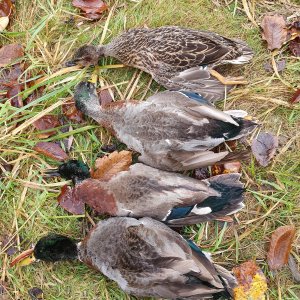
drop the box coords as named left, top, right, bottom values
left=186, top=239, right=205, bottom=256
left=166, top=206, right=194, bottom=221
left=179, top=91, right=212, bottom=106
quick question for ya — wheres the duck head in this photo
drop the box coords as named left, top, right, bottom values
left=45, top=159, right=90, bottom=185
left=65, top=45, right=105, bottom=67
left=10, top=234, right=78, bottom=267
left=74, top=81, right=101, bottom=116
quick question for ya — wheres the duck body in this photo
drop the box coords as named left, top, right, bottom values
left=57, top=161, right=244, bottom=226
left=68, top=26, right=253, bottom=102
left=78, top=217, right=236, bottom=299
left=75, top=82, right=257, bottom=172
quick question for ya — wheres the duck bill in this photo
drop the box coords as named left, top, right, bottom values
left=43, top=168, right=60, bottom=178
left=10, top=248, right=36, bottom=267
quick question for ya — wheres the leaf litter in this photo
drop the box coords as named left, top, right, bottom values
left=0, top=0, right=13, bottom=31
left=267, top=225, right=296, bottom=270
left=72, top=0, right=108, bottom=20
left=251, top=132, right=278, bottom=167
left=34, top=142, right=69, bottom=161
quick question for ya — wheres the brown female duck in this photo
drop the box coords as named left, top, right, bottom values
left=66, top=26, right=253, bottom=102
left=11, top=217, right=236, bottom=299
left=74, top=82, right=257, bottom=172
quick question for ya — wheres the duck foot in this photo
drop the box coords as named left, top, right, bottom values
left=209, top=69, right=248, bottom=85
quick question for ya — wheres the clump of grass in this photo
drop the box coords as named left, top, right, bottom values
left=0, top=0, right=300, bottom=299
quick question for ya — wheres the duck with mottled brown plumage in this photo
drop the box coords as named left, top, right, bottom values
left=66, top=26, right=253, bottom=103
left=11, top=217, right=237, bottom=299
left=74, top=82, right=257, bottom=172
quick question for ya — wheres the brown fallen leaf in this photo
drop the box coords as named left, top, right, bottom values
left=99, top=89, right=113, bottom=106
left=91, top=150, right=132, bottom=181
left=0, top=44, right=23, bottom=67
left=264, top=59, right=286, bottom=73
left=58, top=185, right=85, bottom=215
left=34, top=142, right=69, bottom=161
left=72, top=0, right=108, bottom=20
left=251, top=132, right=278, bottom=167
left=267, top=225, right=296, bottom=270
left=290, top=89, right=300, bottom=104
left=288, top=254, right=300, bottom=283
left=62, top=100, right=84, bottom=123
left=33, top=115, right=60, bottom=138
left=0, top=0, right=12, bottom=31
left=261, top=14, right=288, bottom=50
left=212, top=161, right=241, bottom=176
left=28, top=287, right=43, bottom=300
left=289, top=37, right=300, bottom=57
left=233, top=260, right=267, bottom=300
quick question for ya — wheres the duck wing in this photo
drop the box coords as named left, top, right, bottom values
left=79, top=217, right=234, bottom=299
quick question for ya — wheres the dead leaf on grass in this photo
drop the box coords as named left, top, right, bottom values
left=33, top=115, right=60, bottom=138
left=58, top=185, right=85, bottom=215
left=34, top=142, right=69, bottom=161
left=251, top=132, right=278, bottom=167
left=0, top=0, right=13, bottom=31
left=267, top=225, right=296, bottom=270
left=0, top=44, right=23, bottom=67
left=289, top=37, right=300, bottom=57
left=290, top=89, right=300, bottom=104
left=28, top=287, right=44, bottom=300
left=72, top=0, right=108, bottom=20
left=233, top=260, right=267, bottom=300
left=62, top=100, right=84, bottom=123
left=264, top=59, right=286, bottom=73
left=261, top=14, right=288, bottom=50
left=288, top=254, right=300, bottom=283
left=91, top=150, right=132, bottom=181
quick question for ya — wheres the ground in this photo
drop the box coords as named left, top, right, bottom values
left=0, top=0, right=300, bottom=299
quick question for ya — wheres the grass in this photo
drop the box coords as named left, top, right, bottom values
left=0, top=0, right=300, bottom=299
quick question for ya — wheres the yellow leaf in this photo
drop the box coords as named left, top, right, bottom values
left=0, top=16, right=9, bottom=32
left=92, top=150, right=132, bottom=181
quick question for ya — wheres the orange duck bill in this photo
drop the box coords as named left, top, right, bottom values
left=10, top=248, right=36, bottom=267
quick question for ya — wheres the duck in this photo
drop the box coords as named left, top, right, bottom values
left=10, top=217, right=237, bottom=299
left=66, top=26, right=253, bottom=103
left=46, top=159, right=245, bottom=226
left=74, top=81, right=257, bottom=172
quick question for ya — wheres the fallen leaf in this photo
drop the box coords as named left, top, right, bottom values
left=264, top=59, right=286, bottom=73
left=0, top=16, right=9, bottom=31
left=100, top=144, right=117, bottom=153
left=251, top=132, right=278, bottom=167
left=28, top=287, right=44, bottom=300
left=223, top=161, right=241, bottom=173
left=267, top=225, right=296, bottom=270
left=34, top=142, right=69, bottom=161
left=58, top=185, right=85, bottom=215
left=289, top=37, right=300, bottom=57
left=0, top=44, right=23, bottom=67
left=0, top=0, right=12, bottom=31
left=290, top=89, right=300, bottom=104
left=91, top=150, right=132, bottom=181
left=288, top=254, right=300, bottom=283
left=33, top=115, right=60, bottom=138
left=99, top=89, right=113, bottom=106
left=233, top=260, right=267, bottom=300
left=72, top=0, right=108, bottom=20
left=0, top=234, right=17, bottom=256
left=62, top=100, right=84, bottom=123
left=261, top=14, right=288, bottom=50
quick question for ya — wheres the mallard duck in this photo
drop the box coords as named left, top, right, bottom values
left=46, top=160, right=244, bottom=226
left=66, top=26, right=253, bottom=103
left=74, top=82, right=257, bottom=172
left=11, top=217, right=236, bottom=299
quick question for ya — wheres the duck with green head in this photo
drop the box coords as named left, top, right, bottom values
left=66, top=26, right=253, bottom=103
left=73, top=81, right=257, bottom=172
left=11, top=217, right=237, bottom=299
left=46, top=158, right=245, bottom=226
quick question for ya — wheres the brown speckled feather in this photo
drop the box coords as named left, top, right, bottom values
left=78, top=217, right=236, bottom=299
